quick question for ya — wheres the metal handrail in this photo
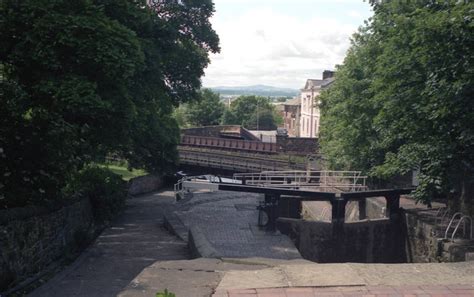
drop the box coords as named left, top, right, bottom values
left=435, top=207, right=449, bottom=225
left=451, top=215, right=473, bottom=242
left=444, top=212, right=464, bottom=239
left=234, top=170, right=368, bottom=193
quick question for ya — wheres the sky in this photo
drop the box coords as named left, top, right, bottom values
left=202, top=0, right=373, bottom=89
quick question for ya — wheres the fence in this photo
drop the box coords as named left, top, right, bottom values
left=233, top=170, right=368, bottom=192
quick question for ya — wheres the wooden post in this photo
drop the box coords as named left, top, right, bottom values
left=358, top=199, right=367, bottom=220
left=268, top=194, right=280, bottom=231
left=331, top=198, right=347, bottom=234
left=385, top=194, right=401, bottom=220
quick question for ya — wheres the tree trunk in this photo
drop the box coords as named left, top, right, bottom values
left=459, top=173, right=474, bottom=217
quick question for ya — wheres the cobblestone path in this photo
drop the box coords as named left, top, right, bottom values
left=175, top=190, right=302, bottom=259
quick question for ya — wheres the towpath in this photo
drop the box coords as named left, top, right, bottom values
left=29, top=190, right=188, bottom=297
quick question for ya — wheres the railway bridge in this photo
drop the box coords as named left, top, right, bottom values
left=177, top=125, right=318, bottom=173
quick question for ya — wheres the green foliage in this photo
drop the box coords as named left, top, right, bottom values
left=0, top=0, right=219, bottom=208
left=222, top=95, right=281, bottom=130
left=276, top=96, right=291, bottom=102
left=156, top=289, right=176, bottom=297
left=174, top=88, right=225, bottom=127
left=98, top=164, right=147, bottom=182
left=67, top=167, right=127, bottom=224
left=320, top=1, right=473, bottom=209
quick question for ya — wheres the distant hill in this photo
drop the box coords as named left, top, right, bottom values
left=209, top=85, right=299, bottom=97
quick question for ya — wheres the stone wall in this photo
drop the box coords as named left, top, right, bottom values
left=402, top=210, right=473, bottom=263
left=277, top=217, right=406, bottom=263
left=181, top=125, right=260, bottom=141
left=0, top=198, right=95, bottom=292
left=276, top=136, right=319, bottom=155
left=403, top=210, right=441, bottom=263
left=0, top=173, right=165, bottom=293
left=128, top=174, right=163, bottom=196
left=279, top=208, right=472, bottom=264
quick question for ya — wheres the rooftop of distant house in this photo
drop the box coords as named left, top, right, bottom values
left=302, top=70, right=336, bottom=91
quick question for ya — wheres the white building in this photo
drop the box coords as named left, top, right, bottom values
left=299, top=70, right=335, bottom=138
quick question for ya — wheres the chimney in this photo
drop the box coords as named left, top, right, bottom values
left=322, top=70, right=335, bottom=80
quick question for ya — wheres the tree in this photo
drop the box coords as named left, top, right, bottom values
left=222, top=95, right=281, bottom=130
left=184, top=88, right=225, bottom=126
left=320, top=1, right=473, bottom=213
left=0, top=0, right=219, bottom=207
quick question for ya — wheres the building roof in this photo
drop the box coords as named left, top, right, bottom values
left=302, top=77, right=335, bottom=91
left=284, top=97, right=301, bottom=106
left=321, top=77, right=335, bottom=88
left=302, top=79, right=324, bottom=90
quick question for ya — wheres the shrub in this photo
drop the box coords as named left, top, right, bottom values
left=69, top=167, right=127, bottom=224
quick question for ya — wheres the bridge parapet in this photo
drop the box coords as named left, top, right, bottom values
left=178, top=148, right=299, bottom=173
left=181, top=135, right=278, bottom=153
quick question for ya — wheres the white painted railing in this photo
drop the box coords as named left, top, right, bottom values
left=233, top=170, right=368, bottom=192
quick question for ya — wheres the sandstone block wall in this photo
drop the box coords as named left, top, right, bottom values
left=403, top=210, right=440, bottom=262
left=128, top=174, right=163, bottom=196
left=0, top=198, right=94, bottom=291
left=1, top=173, right=165, bottom=293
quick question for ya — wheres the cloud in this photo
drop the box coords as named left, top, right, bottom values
left=203, top=5, right=369, bottom=88
left=346, top=10, right=364, bottom=19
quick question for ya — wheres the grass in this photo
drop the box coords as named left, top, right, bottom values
left=98, top=164, right=147, bottom=181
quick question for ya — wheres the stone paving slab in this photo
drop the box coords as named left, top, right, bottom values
left=117, top=258, right=315, bottom=297
left=215, top=284, right=474, bottom=297
left=285, top=264, right=366, bottom=287
left=104, top=255, right=474, bottom=297
left=350, top=262, right=474, bottom=286
left=217, top=268, right=289, bottom=291
left=214, top=261, right=474, bottom=296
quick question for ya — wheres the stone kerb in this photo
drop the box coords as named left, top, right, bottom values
left=188, top=226, right=221, bottom=259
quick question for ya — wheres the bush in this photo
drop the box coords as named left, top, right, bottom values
left=69, top=167, right=127, bottom=224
